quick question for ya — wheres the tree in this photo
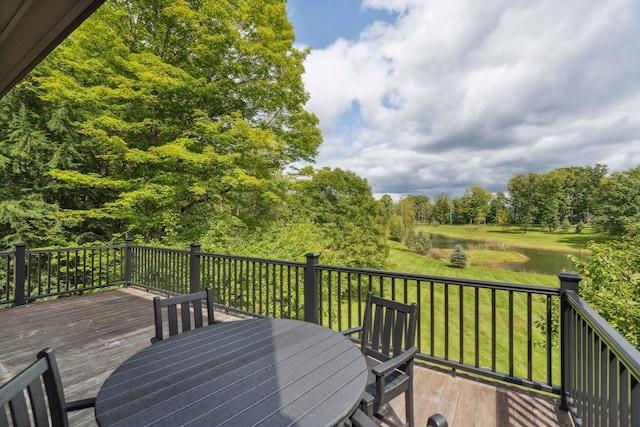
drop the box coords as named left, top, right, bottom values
left=592, top=165, right=640, bottom=236
left=412, top=230, right=431, bottom=256
left=412, top=195, right=432, bottom=223
left=508, top=173, right=543, bottom=233
left=570, top=227, right=640, bottom=347
left=431, top=193, right=453, bottom=225
left=395, top=196, right=417, bottom=244
left=488, top=191, right=511, bottom=226
left=450, top=245, right=467, bottom=268
left=457, top=186, right=492, bottom=225
left=292, top=167, right=388, bottom=269
left=0, top=0, right=322, bottom=247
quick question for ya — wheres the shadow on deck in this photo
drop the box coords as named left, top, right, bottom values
left=0, top=288, right=572, bottom=426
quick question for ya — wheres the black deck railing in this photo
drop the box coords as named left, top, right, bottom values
left=2, top=240, right=639, bottom=426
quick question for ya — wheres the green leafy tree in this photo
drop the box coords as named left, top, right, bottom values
left=592, top=166, right=640, bottom=236
left=457, top=186, right=492, bottom=225
left=431, top=193, right=453, bottom=225
left=508, top=173, right=543, bottom=233
left=0, top=0, right=321, bottom=247
left=292, top=167, right=388, bottom=269
left=412, top=230, right=431, bottom=256
left=570, top=227, right=640, bottom=347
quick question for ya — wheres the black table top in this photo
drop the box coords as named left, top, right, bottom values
left=95, top=318, right=367, bottom=427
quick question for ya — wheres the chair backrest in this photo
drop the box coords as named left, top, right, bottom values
left=0, top=348, right=69, bottom=427
left=359, top=292, right=419, bottom=362
left=152, top=288, right=215, bottom=343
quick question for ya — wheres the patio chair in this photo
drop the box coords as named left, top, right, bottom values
left=152, top=288, right=215, bottom=343
left=0, top=347, right=95, bottom=427
left=343, top=292, right=419, bottom=427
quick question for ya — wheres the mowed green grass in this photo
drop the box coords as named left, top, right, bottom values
left=329, top=240, right=561, bottom=387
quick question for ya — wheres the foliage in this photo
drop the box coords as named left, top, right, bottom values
left=432, top=193, right=453, bottom=225
left=0, top=0, right=322, bottom=249
left=412, top=230, right=431, bottom=255
left=450, top=244, right=467, bottom=268
left=592, top=165, right=640, bottom=236
left=575, top=221, right=585, bottom=233
left=456, top=186, right=492, bottom=224
left=292, top=167, right=388, bottom=269
left=570, top=228, right=640, bottom=347
left=561, top=218, right=571, bottom=232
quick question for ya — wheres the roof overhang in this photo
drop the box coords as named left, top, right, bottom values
left=0, top=0, right=105, bottom=98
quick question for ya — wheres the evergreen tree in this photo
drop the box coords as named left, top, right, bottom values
left=450, top=244, right=467, bottom=268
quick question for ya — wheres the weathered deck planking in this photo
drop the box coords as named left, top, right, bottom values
left=0, top=288, right=572, bottom=426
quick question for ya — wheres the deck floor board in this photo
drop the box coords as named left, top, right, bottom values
left=0, top=288, right=573, bottom=426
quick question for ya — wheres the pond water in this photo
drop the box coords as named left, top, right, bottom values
left=428, top=233, right=585, bottom=276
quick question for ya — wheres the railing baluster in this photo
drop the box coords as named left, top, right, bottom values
left=459, top=284, right=464, bottom=364
left=444, top=283, right=449, bottom=361
left=509, top=290, right=513, bottom=378
left=491, top=288, right=496, bottom=372
left=475, top=287, right=479, bottom=368
left=527, top=292, right=532, bottom=381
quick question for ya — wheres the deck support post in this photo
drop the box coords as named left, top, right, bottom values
left=190, top=243, right=201, bottom=294
left=14, top=243, right=26, bottom=306
left=304, top=253, right=321, bottom=324
left=123, top=238, right=133, bottom=286
left=559, top=272, right=581, bottom=412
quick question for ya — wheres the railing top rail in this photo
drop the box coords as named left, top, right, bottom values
left=26, top=244, right=125, bottom=255
left=315, top=263, right=561, bottom=295
left=566, top=289, right=640, bottom=380
left=196, top=251, right=305, bottom=268
left=0, top=251, right=13, bottom=257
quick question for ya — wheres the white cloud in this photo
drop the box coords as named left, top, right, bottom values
left=300, top=0, right=640, bottom=198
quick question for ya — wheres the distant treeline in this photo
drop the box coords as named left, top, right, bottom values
left=383, top=163, right=640, bottom=236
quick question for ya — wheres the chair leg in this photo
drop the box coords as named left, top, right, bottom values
left=405, top=385, right=414, bottom=427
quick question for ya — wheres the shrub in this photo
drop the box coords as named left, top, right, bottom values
left=561, top=218, right=571, bottom=232
left=413, top=230, right=431, bottom=255
left=450, top=244, right=467, bottom=268
left=575, top=221, right=585, bottom=233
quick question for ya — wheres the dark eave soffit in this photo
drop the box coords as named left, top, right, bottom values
left=0, top=0, right=105, bottom=99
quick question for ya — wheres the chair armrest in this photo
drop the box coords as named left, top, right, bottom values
left=341, top=326, right=363, bottom=344
left=371, top=346, right=418, bottom=377
left=66, top=397, right=96, bottom=412
left=341, top=326, right=362, bottom=336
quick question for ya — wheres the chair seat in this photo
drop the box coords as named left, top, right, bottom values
left=361, top=357, right=411, bottom=408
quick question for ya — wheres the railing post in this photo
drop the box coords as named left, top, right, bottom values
left=559, top=272, right=582, bottom=411
left=304, top=253, right=321, bottom=324
left=190, top=243, right=201, bottom=294
left=124, top=238, right=133, bottom=286
left=14, top=244, right=26, bottom=307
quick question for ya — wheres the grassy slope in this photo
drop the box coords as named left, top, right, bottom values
left=418, top=224, right=611, bottom=253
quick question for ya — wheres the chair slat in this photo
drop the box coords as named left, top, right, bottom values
left=382, top=308, right=394, bottom=355
left=152, top=288, right=215, bottom=342
left=9, top=391, right=30, bottom=427
left=27, top=377, right=50, bottom=426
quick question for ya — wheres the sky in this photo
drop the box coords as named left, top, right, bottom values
left=285, top=0, right=640, bottom=200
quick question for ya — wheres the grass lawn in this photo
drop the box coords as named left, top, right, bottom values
left=418, top=224, right=612, bottom=253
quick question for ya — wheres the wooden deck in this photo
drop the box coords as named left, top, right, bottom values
left=0, top=288, right=573, bottom=427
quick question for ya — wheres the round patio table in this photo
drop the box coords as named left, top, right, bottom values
left=95, top=317, right=367, bottom=427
